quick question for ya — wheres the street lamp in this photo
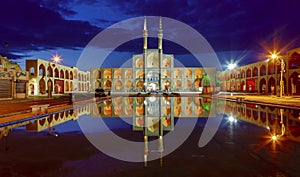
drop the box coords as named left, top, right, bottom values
left=270, top=53, right=285, bottom=98
left=227, top=62, right=237, bottom=95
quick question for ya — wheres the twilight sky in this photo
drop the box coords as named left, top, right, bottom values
left=1, top=0, right=300, bottom=70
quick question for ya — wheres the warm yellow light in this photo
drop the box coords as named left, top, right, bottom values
left=271, top=53, right=278, bottom=59
left=271, top=135, right=277, bottom=141
left=52, top=54, right=62, bottom=64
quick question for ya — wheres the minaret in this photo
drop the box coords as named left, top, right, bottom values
left=158, top=17, right=163, bottom=90
left=143, top=17, right=148, bottom=51
left=143, top=17, right=148, bottom=90
left=158, top=17, right=163, bottom=52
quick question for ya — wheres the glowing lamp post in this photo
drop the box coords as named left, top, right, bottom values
left=227, top=62, right=237, bottom=95
left=270, top=53, right=285, bottom=98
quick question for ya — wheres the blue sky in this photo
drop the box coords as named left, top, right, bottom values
left=1, top=0, right=300, bottom=70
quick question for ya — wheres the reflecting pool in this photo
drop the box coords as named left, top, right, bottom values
left=1, top=96, right=300, bottom=177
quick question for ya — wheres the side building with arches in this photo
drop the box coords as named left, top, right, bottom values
left=26, top=59, right=90, bottom=97
left=216, top=47, right=300, bottom=95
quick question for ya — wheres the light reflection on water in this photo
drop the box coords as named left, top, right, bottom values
left=1, top=96, right=300, bottom=176
left=3, top=96, right=299, bottom=143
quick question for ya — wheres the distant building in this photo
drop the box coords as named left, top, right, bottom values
left=216, top=48, right=300, bottom=95
left=90, top=17, right=216, bottom=93
left=26, top=59, right=90, bottom=96
left=0, top=55, right=29, bottom=99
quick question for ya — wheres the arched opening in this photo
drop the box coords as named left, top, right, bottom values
left=70, top=82, right=73, bottom=91
left=65, top=81, right=69, bottom=92
left=39, top=78, right=46, bottom=94
left=195, top=69, right=202, bottom=79
left=70, top=71, right=73, bottom=80
left=95, top=80, right=101, bottom=89
left=104, top=80, right=112, bottom=90
left=47, top=65, right=53, bottom=77
left=236, top=71, right=241, bottom=79
left=54, top=68, right=59, bottom=78
left=97, top=70, right=101, bottom=79
left=136, top=80, right=145, bottom=91
left=125, top=80, right=133, bottom=91
left=162, top=57, right=171, bottom=67
left=135, top=58, right=144, bottom=68
left=162, top=70, right=171, bottom=78
left=268, top=113, right=276, bottom=125
left=114, top=80, right=122, bottom=90
left=241, top=70, right=245, bottom=78
left=253, top=67, right=258, bottom=77
left=260, top=65, right=266, bottom=76
left=146, top=52, right=159, bottom=68
left=259, top=78, right=267, bottom=93
left=253, top=110, right=258, bottom=120
left=193, top=79, right=201, bottom=91
left=136, top=70, right=144, bottom=79
left=184, top=69, right=192, bottom=78
left=174, top=69, right=182, bottom=79
left=114, top=69, right=122, bottom=79
left=268, top=61, right=275, bottom=75
left=104, top=70, right=112, bottom=79
left=39, top=119, right=46, bottom=126
left=184, top=80, right=192, bottom=91
left=246, top=68, right=251, bottom=77
left=174, top=80, right=182, bottom=90
left=78, top=83, right=81, bottom=91
left=288, top=52, right=300, bottom=69
left=163, top=80, right=171, bottom=91
left=260, top=111, right=266, bottom=123
left=30, top=67, right=35, bottom=76
left=60, top=69, right=64, bottom=79
left=65, top=70, right=69, bottom=79
left=29, top=84, right=35, bottom=95
left=241, top=80, right=246, bottom=92
left=246, top=109, right=251, bottom=118
left=235, top=80, right=241, bottom=91
left=125, top=69, right=132, bottom=79
left=289, top=72, right=300, bottom=95
left=231, top=71, right=235, bottom=79
left=230, top=79, right=235, bottom=91
left=39, top=64, right=45, bottom=76
left=268, top=77, right=276, bottom=94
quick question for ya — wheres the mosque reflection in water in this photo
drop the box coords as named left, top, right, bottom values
left=1, top=96, right=300, bottom=162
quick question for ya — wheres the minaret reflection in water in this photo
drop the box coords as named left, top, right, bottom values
left=91, top=96, right=213, bottom=166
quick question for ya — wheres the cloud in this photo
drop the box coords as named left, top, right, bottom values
left=2, top=0, right=300, bottom=66
left=0, top=0, right=101, bottom=58
left=103, top=0, right=300, bottom=52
